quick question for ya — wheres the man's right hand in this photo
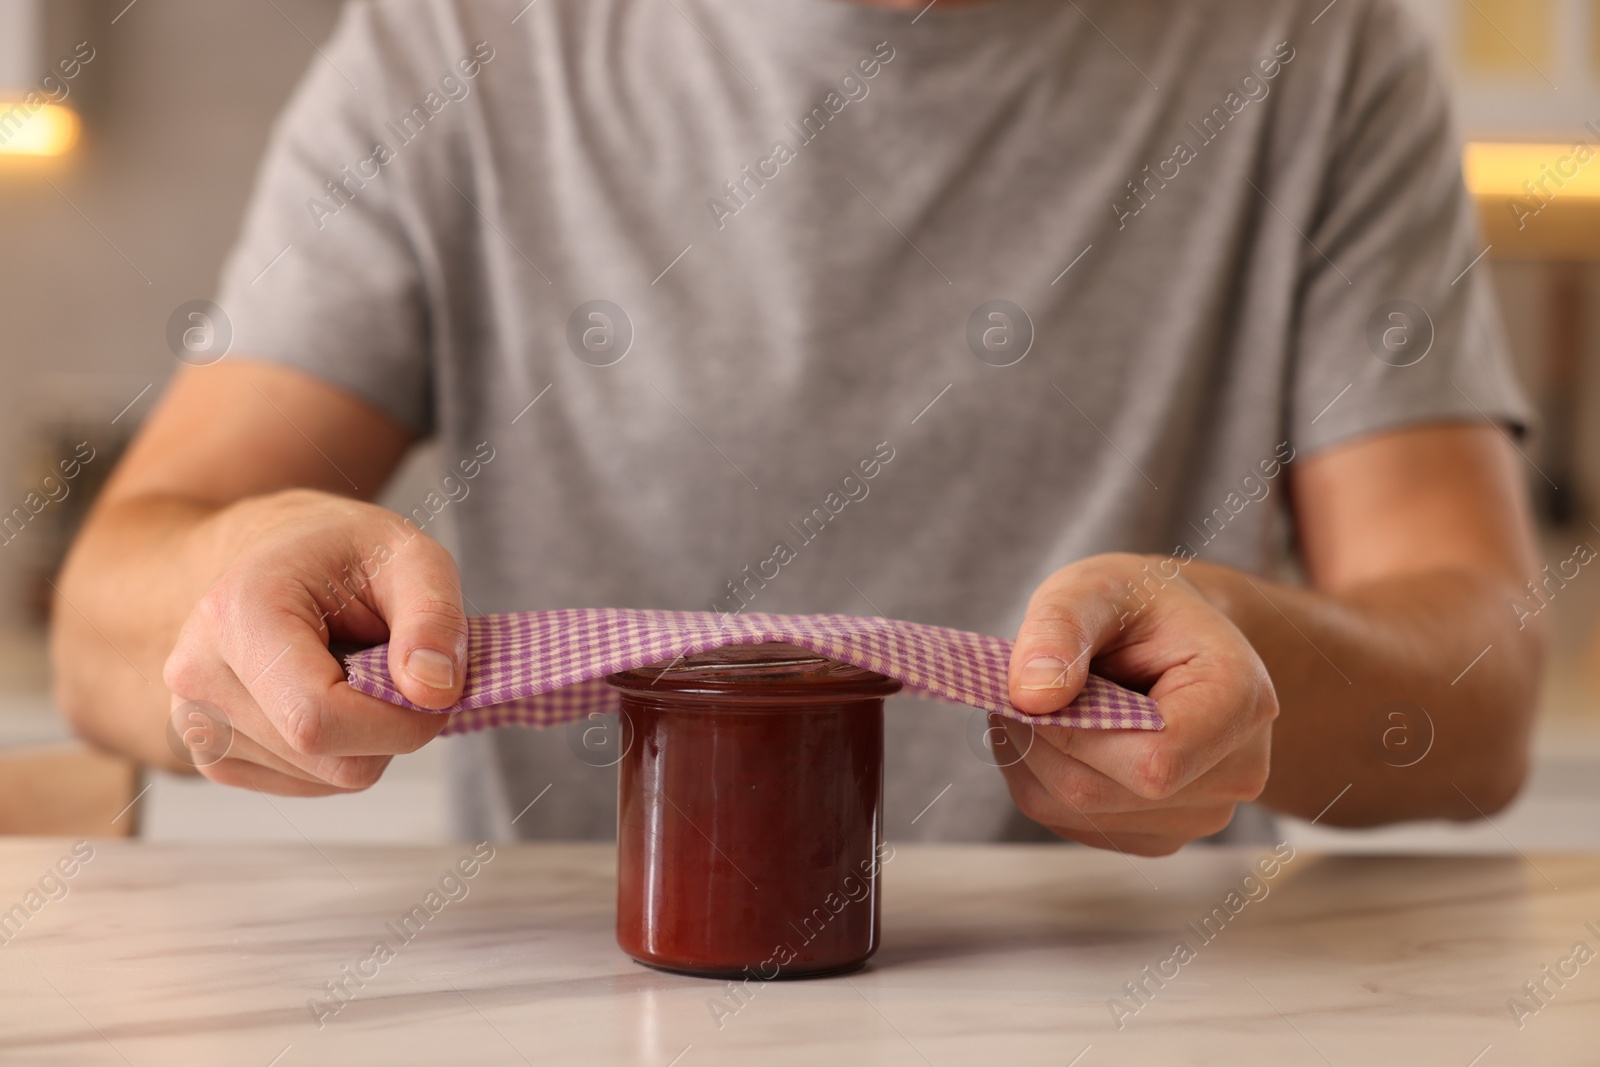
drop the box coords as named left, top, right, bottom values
left=162, top=489, right=468, bottom=795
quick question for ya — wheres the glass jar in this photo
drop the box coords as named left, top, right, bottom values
left=607, top=642, right=900, bottom=979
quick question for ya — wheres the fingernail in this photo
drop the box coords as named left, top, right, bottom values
left=406, top=648, right=456, bottom=690
left=1020, top=656, right=1068, bottom=691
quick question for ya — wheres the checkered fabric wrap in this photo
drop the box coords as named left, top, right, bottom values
left=341, top=609, right=1164, bottom=735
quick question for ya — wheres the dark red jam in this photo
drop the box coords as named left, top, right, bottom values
left=607, top=642, right=900, bottom=979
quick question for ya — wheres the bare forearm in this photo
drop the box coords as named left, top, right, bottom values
left=1183, top=561, right=1545, bottom=825
left=50, top=495, right=225, bottom=770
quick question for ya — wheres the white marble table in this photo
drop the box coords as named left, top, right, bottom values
left=0, top=841, right=1596, bottom=1065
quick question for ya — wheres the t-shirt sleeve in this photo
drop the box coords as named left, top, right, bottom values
left=1290, top=0, right=1535, bottom=455
left=214, top=1, right=433, bottom=437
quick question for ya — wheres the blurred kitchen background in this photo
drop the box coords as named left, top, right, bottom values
left=0, top=0, right=1597, bottom=847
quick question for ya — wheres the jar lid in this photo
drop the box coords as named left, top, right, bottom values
left=606, top=641, right=901, bottom=701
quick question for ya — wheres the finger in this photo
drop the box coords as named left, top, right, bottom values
left=998, top=717, right=1161, bottom=815
left=995, top=747, right=1238, bottom=848
left=1010, top=713, right=1272, bottom=814
left=1007, top=558, right=1135, bottom=715
left=167, top=659, right=413, bottom=787
left=1043, top=652, right=1272, bottom=800
left=199, top=754, right=376, bottom=797
left=202, top=709, right=395, bottom=790
left=192, top=580, right=453, bottom=758
left=1047, top=819, right=1235, bottom=858
left=363, top=526, right=470, bottom=711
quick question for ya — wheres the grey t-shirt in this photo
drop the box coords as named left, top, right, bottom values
left=216, top=0, right=1531, bottom=843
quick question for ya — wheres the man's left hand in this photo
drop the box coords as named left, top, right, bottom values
left=1000, top=553, right=1278, bottom=856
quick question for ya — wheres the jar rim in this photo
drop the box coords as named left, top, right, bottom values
left=605, top=641, right=900, bottom=697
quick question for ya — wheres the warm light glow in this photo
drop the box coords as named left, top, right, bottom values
left=1464, top=142, right=1600, bottom=202
left=0, top=101, right=80, bottom=157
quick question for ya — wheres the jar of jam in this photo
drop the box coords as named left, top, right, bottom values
left=607, top=642, right=900, bottom=979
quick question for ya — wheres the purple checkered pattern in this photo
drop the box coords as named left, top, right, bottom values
left=341, top=609, right=1164, bottom=735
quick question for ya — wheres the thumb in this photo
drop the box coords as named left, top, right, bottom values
left=1008, top=563, right=1126, bottom=715
left=366, top=529, right=470, bottom=711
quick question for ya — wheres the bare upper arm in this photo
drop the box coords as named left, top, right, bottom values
left=103, top=359, right=416, bottom=508
left=1290, top=422, right=1539, bottom=593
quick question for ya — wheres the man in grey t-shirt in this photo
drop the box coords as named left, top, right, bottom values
left=56, top=0, right=1544, bottom=854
